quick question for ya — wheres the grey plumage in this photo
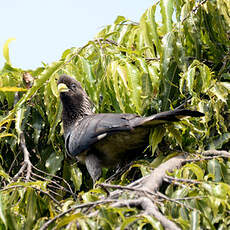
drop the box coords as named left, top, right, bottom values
left=58, top=74, right=204, bottom=182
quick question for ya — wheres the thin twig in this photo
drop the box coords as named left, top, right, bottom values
left=98, top=183, right=156, bottom=197
left=182, top=0, right=208, bottom=23
left=156, top=192, right=197, bottom=211
left=14, top=133, right=33, bottom=181
left=164, top=177, right=188, bottom=188
left=174, top=196, right=207, bottom=201
left=145, top=57, right=160, bottom=61
left=8, top=151, right=21, bottom=175
left=31, top=172, right=72, bottom=195
left=165, top=175, right=201, bottom=184
left=202, top=150, right=230, bottom=157
left=0, top=185, right=60, bottom=206
left=32, top=165, right=74, bottom=196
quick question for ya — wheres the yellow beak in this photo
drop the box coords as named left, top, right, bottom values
left=58, top=83, right=69, bottom=93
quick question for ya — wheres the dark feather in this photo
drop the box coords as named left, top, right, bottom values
left=58, top=74, right=204, bottom=182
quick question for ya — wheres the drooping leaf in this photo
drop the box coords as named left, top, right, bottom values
left=3, top=38, right=16, bottom=65
left=70, top=165, right=82, bottom=191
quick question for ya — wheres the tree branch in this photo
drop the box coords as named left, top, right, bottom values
left=13, top=132, right=33, bottom=181
left=113, top=197, right=181, bottom=230
left=143, top=154, right=186, bottom=192
left=40, top=150, right=230, bottom=229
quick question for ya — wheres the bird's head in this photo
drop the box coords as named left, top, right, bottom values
left=58, top=74, right=86, bottom=100
left=58, top=74, right=93, bottom=133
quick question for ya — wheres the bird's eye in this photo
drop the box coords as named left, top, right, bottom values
left=71, top=84, right=76, bottom=89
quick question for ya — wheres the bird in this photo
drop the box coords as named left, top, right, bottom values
left=58, top=74, right=204, bottom=182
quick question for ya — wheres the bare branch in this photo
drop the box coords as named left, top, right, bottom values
left=98, top=183, right=155, bottom=196
left=143, top=154, right=186, bottom=192
left=13, top=133, right=33, bottom=181
left=31, top=171, right=75, bottom=197
left=165, top=175, right=202, bottom=184
left=202, top=150, right=230, bottom=157
left=39, top=150, right=230, bottom=229
left=113, top=197, right=181, bottom=230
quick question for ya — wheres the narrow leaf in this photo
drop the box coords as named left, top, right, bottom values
left=0, top=87, right=27, bottom=92
left=3, top=38, right=16, bottom=64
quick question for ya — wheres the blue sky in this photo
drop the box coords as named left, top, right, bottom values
left=0, top=0, right=154, bottom=70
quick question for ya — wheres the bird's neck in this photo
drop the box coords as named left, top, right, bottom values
left=62, top=96, right=93, bottom=135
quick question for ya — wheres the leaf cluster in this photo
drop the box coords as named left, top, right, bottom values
left=0, top=0, right=230, bottom=229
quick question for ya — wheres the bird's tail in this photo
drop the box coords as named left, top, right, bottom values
left=140, top=109, right=204, bottom=126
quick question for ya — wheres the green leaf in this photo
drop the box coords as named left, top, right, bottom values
left=182, top=163, right=204, bottom=180
left=25, top=189, right=37, bottom=230
left=0, top=167, right=11, bottom=182
left=0, top=194, right=7, bottom=228
left=31, top=109, right=43, bottom=144
left=56, top=213, right=84, bottom=229
left=0, top=133, right=16, bottom=139
left=125, top=62, right=142, bottom=114
left=190, top=210, right=199, bottom=230
left=114, top=16, right=126, bottom=24
left=185, top=64, right=196, bottom=96
left=45, top=152, right=64, bottom=175
left=108, top=61, right=126, bottom=112
left=207, top=159, right=222, bottom=182
left=210, top=83, right=228, bottom=103
left=0, top=87, right=27, bottom=92
left=149, top=127, right=165, bottom=155
left=142, top=214, right=163, bottom=230
left=3, top=38, right=16, bottom=64
left=120, top=216, right=139, bottom=230
left=70, top=165, right=82, bottom=191
left=160, top=0, right=173, bottom=34
left=140, top=5, right=161, bottom=57
left=15, top=106, right=26, bottom=140
left=160, top=32, right=178, bottom=109
left=208, top=133, right=230, bottom=150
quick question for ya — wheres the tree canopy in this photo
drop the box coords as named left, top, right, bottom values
left=0, top=0, right=230, bottom=229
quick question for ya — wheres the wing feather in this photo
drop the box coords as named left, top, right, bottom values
left=66, top=114, right=140, bottom=156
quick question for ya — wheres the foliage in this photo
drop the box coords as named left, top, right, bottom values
left=0, top=0, right=230, bottom=229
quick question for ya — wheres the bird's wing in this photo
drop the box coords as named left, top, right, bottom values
left=65, top=113, right=141, bottom=157
left=65, top=109, right=204, bottom=157
left=138, top=109, right=204, bottom=126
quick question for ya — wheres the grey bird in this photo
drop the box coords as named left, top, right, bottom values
left=58, top=74, right=204, bottom=182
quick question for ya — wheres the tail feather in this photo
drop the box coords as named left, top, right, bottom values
left=141, top=109, right=204, bottom=126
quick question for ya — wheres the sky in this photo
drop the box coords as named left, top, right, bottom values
left=0, top=0, right=154, bottom=70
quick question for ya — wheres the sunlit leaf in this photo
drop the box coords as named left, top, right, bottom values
left=207, top=159, right=222, bottom=182
left=3, top=38, right=16, bottom=64
left=0, top=133, right=16, bottom=139
left=56, top=213, right=84, bottom=229
left=0, top=87, right=27, bottom=92
left=160, top=0, right=173, bottom=33
left=0, top=194, right=7, bottom=228
left=149, top=127, right=165, bottom=155
left=70, top=165, right=82, bottom=191
left=182, top=163, right=204, bottom=180
left=191, top=210, right=199, bottom=230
